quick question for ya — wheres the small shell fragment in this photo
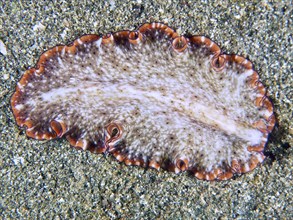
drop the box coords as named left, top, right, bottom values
left=0, top=39, right=7, bottom=56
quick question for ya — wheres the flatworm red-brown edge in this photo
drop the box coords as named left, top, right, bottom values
left=11, top=22, right=275, bottom=181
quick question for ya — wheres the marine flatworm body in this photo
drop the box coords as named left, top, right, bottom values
left=11, top=23, right=275, bottom=180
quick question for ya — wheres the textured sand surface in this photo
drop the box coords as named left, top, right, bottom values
left=0, top=1, right=292, bottom=219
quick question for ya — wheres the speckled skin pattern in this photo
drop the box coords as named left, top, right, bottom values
left=11, top=23, right=275, bottom=180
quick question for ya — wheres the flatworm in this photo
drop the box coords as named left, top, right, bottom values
left=11, top=23, right=275, bottom=181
